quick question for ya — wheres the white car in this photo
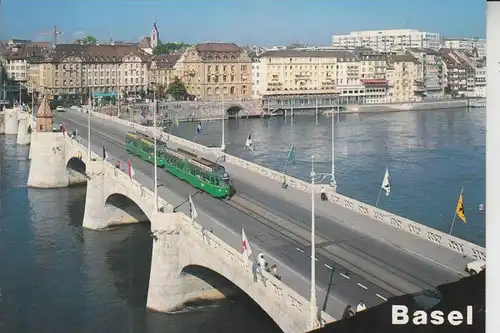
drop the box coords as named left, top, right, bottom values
left=465, top=260, right=485, bottom=275
left=56, top=106, right=65, bottom=112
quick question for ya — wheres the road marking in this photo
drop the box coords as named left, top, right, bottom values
left=376, top=294, right=387, bottom=301
left=357, top=283, right=368, bottom=290
left=324, top=264, right=333, bottom=270
left=310, top=256, right=318, bottom=261
left=340, top=273, right=350, bottom=279
left=296, top=247, right=304, bottom=253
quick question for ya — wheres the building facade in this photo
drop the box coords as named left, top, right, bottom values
left=407, top=48, right=445, bottom=99
left=444, top=38, right=486, bottom=59
left=34, top=44, right=150, bottom=98
left=5, top=44, right=47, bottom=83
left=332, top=29, right=441, bottom=53
left=148, top=54, right=180, bottom=87
left=386, top=53, right=419, bottom=102
left=440, top=49, right=475, bottom=97
left=250, top=52, right=262, bottom=99
left=175, top=42, right=252, bottom=101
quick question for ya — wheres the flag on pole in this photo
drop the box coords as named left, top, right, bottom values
left=175, top=115, right=179, bottom=127
left=381, top=167, right=390, bottom=196
left=196, top=121, right=202, bottom=135
left=245, top=131, right=253, bottom=151
left=286, top=143, right=296, bottom=165
left=188, top=194, right=198, bottom=220
left=61, top=120, right=67, bottom=136
left=242, top=226, right=253, bottom=264
left=102, top=146, right=107, bottom=161
left=456, top=189, right=466, bottom=223
left=127, top=160, right=135, bottom=179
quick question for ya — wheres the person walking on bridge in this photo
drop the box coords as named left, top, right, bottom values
left=321, top=185, right=327, bottom=201
left=356, top=300, right=366, bottom=313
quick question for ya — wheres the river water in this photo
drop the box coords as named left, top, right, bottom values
left=169, top=108, right=486, bottom=246
left=0, top=135, right=281, bottom=333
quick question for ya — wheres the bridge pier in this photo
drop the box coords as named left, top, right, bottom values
left=16, top=113, right=31, bottom=145
left=27, top=132, right=87, bottom=188
left=147, top=212, right=233, bottom=312
left=4, top=108, right=19, bottom=135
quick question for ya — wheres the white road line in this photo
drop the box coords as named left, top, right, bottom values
left=296, top=247, right=304, bottom=253
left=340, top=273, right=350, bottom=279
left=357, top=283, right=368, bottom=290
left=376, top=294, right=388, bottom=301
left=324, top=264, right=333, bottom=270
left=310, top=256, right=318, bottom=261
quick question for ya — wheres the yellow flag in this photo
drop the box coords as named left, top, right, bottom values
left=456, top=189, right=466, bottom=223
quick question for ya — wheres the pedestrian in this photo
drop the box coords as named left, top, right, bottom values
left=271, top=264, right=281, bottom=280
left=342, top=305, right=355, bottom=319
left=281, top=175, right=288, bottom=189
left=321, top=185, right=327, bottom=201
left=258, top=253, right=266, bottom=269
left=356, top=300, right=366, bottom=313
left=115, top=160, right=121, bottom=169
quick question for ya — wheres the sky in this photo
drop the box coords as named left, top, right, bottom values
left=0, top=0, right=485, bottom=46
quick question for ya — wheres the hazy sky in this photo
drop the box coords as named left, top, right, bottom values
left=0, top=0, right=485, bottom=46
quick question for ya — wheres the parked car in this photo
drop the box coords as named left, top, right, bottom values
left=465, top=260, right=485, bottom=275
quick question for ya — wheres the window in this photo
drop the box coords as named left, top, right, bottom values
left=241, top=65, right=247, bottom=72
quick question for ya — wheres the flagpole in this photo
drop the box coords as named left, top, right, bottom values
left=221, top=94, right=226, bottom=153
left=375, top=187, right=383, bottom=207
left=449, top=187, right=462, bottom=235
left=88, top=87, right=92, bottom=158
left=153, top=85, right=158, bottom=212
left=309, top=155, right=318, bottom=330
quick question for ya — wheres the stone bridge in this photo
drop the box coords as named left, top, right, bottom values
left=27, top=131, right=334, bottom=333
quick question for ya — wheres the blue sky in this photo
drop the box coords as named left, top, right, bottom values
left=0, top=0, right=485, bottom=46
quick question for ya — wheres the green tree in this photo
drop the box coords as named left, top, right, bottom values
left=82, top=35, right=97, bottom=44
left=153, top=42, right=190, bottom=55
left=166, top=77, right=188, bottom=101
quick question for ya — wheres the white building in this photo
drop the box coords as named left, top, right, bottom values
left=251, top=57, right=262, bottom=99
left=332, top=29, right=441, bottom=53
left=444, top=38, right=486, bottom=59
left=474, top=66, right=486, bottom=98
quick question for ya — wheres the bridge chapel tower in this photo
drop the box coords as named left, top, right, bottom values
left=36, top=95, right=53, bottom=132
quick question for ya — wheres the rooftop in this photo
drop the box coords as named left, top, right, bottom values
left=259, top=49, right=356, bottom=59
left=195, top=42, right=242, bottom=53
left=48, top=44, right=150, bottom=63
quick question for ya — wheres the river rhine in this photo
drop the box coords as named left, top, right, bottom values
left=0, top=107, right=485, bottom=332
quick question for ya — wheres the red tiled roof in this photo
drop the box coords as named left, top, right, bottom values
left=195, top=42, right=241, bottom=52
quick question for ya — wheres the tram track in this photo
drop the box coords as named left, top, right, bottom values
left=58, top=112, right=452, bottom=299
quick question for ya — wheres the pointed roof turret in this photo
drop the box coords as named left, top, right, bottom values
left=37, top=95, right=53, bottom=119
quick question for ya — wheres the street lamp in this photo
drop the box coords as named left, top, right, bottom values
left=309, top=155, right=331, bottom=330
left=88, top=86, right=92, bottom=158
left=330, top=98, right=337, bottom=188
left=220, top=92, right=226, bottom=152
left=152, top=83, right=158, bottom=212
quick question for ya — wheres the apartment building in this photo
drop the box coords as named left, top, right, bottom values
left=407, top=48, right=445, bottom=99
left=386, top=53, right=419, bottom=102
left=4, top=44, right=47, bottom=83
left=148, top=54, right=180, bottom=87
left=474, top=66, right=486, bottom=98
left=332, top=29, right=440, bottom=53
left=33, top=44, right=150, bottom=97
left=175, top=42, right=252, bottom=101
left=444, top=38, right=486, bottom=59
left=249, top=51, right=262, bottom=99
left=440, top=48, right=476, bottom=97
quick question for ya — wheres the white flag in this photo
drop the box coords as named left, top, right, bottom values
left=241, top=226, right=253, bottom=262
left=189, top=194, right=198, bottom=220
left=245, top=131, right=253, bottom=151
left=381, top=167, right=390, bottom=196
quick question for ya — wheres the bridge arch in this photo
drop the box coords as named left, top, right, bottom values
left=179, top=264, right=281, bottom=330
left=104, top=192, right=151, bottom=228
left=226, top=104, right=243, bottom=117
left=66, top=156, right=87, bottom=175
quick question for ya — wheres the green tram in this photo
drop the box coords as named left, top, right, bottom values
left=125, top=131, right=233, bottom=198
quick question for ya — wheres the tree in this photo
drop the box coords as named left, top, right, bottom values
left=82, top=35, right=97, bottom=45
left=444, top=85, right=452, bottom=95
left=166, top=77, right=188, bottom=101
left=153, top=42, right=190, bottom=55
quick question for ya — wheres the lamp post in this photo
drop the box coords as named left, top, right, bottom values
left=88, top=87, right=92, bottom=158
left=330, top=97, right=337, bottom=188
left=309, top=155, right=331, bottom=330
left=153, top=83, right=158, bottom=212
left=220, top=93, right=226, bottom=152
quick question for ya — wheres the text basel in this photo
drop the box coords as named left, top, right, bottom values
left=392, top=305, right=474, bottom=326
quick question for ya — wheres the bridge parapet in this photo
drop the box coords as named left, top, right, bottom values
left=88, top=111, right=486, bottom=260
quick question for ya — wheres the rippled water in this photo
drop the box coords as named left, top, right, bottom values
left=169, top=108, right=486, bottom=246
left=0, top=135, right=281, bottom=333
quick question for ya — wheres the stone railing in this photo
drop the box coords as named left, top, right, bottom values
left=176, top=212, right=335, bottom=326
left=65, top=134, right=334, bottom=326
left=87, top=111, right=486, bottom=260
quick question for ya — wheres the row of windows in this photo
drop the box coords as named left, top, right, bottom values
left=55, top=63, right=145, bottom=70
left=54, top=77, right=145, bottom=86
left=207, top=65, right=248, bottom=72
